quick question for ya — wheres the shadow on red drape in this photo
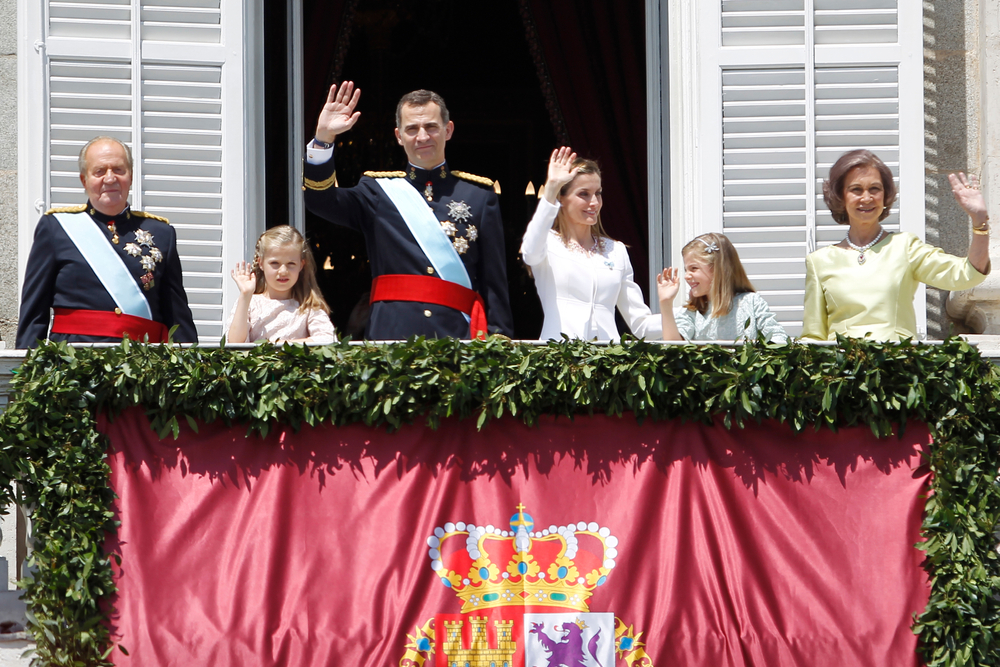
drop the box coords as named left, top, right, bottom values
left=520, top=0, right=650, bottom=290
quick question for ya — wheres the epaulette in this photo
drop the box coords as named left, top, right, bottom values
left=451, top=170, right=494, bottom=188
left=132, top=210, right=170, bottom=224
left=364, top=170, right=407, bottom=179
left=304, top=173, right=338, bottom=191
left=45, top=204, right=87, bottom=215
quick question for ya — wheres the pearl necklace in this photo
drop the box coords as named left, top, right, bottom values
left=845, top=228, right=884, bottom=265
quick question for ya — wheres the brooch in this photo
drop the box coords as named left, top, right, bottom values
left=447, top=200, right=473, bottom=223
left=124, top=228, right=164, bottom=290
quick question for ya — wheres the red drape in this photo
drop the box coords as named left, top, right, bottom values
left=102, top=409, right=930, bottom=667
left=522, top=0, right=651, bottom=288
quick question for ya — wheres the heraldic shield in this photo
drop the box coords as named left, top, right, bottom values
left=398, top=506, right=654, bottom=667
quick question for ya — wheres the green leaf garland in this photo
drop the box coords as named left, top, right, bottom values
left=0, top=336, right=997, bottom=666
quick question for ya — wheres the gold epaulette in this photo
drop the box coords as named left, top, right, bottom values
left=45, top=204, right=87, bottom=215
left=451, top=170, right=494, bottom=188
left=363, top=170, right=407, bottom=179
left=132, top=210, right=170, bottom=224
left=304, top=173, right=338, bottom=191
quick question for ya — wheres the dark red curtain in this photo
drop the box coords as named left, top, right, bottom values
left=302, top=0, right=355, bottom=138
left=521, top=0, right=651, bottom=288
left=103, top=409, right=930, bottom=666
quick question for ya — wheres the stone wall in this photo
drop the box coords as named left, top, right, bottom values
left=925, top=0, right=987, bottom=338
left=0, top=0, right=16, bottom=347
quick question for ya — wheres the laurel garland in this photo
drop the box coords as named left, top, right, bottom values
left=0, top=336, right=998, bottom=666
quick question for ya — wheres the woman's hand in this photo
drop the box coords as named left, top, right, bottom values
left=542, top=146, right=578, bottom=203
left=948, top=172, right=989, bottom=225
left=231, top=261, right=256, bottom=296
left=656, top=267, right=680, bottom=305
left=315, top=81, right=362, bottom=144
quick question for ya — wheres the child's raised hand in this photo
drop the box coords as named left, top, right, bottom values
left=656, top=267, right=680, bottom=304
left=543, top=146, right=579, bottom=203
left=231, top=261, right=256, bottom=296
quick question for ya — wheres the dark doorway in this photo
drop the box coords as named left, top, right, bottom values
left=264, top=0, right=648, bottom=340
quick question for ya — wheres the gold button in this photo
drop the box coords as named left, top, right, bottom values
left=114, top=308, right=122, bottom=315
left=424, top=310, right=432, bottom=318
left=427, top=267, right=435, bottom=274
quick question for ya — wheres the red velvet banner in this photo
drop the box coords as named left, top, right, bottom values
left=101, top=408, right=930, bottom=667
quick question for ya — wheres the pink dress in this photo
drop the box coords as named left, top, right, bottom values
left=225, top=294, right=336, bottom=343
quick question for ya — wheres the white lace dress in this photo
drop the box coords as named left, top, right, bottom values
left=674, top=292, right=787, bottom=343
left=225, top=294, right=336, bottom=343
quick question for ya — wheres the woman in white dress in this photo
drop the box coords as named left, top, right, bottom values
left=520, top=147, right=667, bottom=341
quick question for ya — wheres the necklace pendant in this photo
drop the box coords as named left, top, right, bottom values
left=857, top=253, right=866, bottom=265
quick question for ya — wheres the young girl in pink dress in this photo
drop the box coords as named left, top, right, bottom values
left=225, top=226, right=336, bottom=344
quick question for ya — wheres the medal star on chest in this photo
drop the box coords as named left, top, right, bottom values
left=123, top=228, right=164, bottom=290
left=446, top=200, right=473, bottom=223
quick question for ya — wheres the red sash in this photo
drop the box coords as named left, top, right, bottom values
left=369, top=275, right=487, bottom=340
left=52, top=308, right=169, bottom=343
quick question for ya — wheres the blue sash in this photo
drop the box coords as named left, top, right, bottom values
left=375, top=178, right=472, bottom=289
left=55, top=211, right=153, bottom=320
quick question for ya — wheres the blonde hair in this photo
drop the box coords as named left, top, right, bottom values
left=554, top=158, right=615, bottom=249
left=681, top=233, right=755, bottom=318
left=252, top=226, right=331, bottom=314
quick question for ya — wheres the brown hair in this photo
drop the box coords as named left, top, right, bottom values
left=681, top=233, right=755, bottom=318
left=252, top=226, right=331, bottom=314
left=396, top=90, right=450, bottom=128
left=79, top=136, right=134, bottom=176
left=554, top=158, right=615, bottom=249
left=822, top=149, right=896, bottom=224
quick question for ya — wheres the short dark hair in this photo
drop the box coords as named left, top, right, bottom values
left=395, top=90, right=450, bottom=128
left=79, top=136, right=134, bottom=177
left=822, top=149, right=896, bottom=225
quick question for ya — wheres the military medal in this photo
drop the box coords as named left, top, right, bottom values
left=125, top=228, right=164, bottom=290
left=424, top=181, right=434, bottom=201
left=440, top=220, right=457, bottom=237
left=446, top=200, right=473, bottom=223
left=452, top=237, right=469, bottom=255
left=108, top=223, right=119, bottom=244
left=465, top=225, right=478, bottom=242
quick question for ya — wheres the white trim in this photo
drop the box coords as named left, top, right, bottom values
left=645, top=0, right=664, bottom=308
left=17, top=0, right=47, bottom=297
left=667, top=0, right=700, bottom=272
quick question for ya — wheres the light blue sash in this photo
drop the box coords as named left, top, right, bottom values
left=376, top=178, right=472, bottom=289
left=55, top=211, right=153, bottom=319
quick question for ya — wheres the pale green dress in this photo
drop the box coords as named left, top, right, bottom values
left=674, top=292, right=787, bottom=343
left=801, top=232, right=987, bottom=342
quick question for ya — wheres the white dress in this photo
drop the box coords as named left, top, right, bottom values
left=520, top=198, right=662, bottom=341
left=674, top=292, right=787, bottom=343
left=225, top=294, right=337, bottom=344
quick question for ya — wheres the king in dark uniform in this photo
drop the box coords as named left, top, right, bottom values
left=303, top=83, right=513, bottom=340
left=16, top=136, right=197, bottom=348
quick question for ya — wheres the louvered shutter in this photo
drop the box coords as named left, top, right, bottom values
left=688, top=1, right=921, bottom=337
left=20, top=0, right=261, bottom=343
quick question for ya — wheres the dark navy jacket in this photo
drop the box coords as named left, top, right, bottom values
left=304, top=157, right=513, bottom=340
left=16, top=203, right=198, bottom=348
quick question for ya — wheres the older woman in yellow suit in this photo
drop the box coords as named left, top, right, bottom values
left=801, top=149, right=990, bottom=341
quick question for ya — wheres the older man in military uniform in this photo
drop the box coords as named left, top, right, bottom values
left=303, top=83, right=512, bottom=340
left=16, top=136, right=197, bottom=348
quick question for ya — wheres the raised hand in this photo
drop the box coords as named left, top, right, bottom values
left=315, top=81, right=362, bottom=143
left=231, top=260, right=256, bottom=296
left=542, top=146, right=579, bottom=203
left=948, top=172, right=988, bottom=223
left=656, top=267, right=680, bottom=305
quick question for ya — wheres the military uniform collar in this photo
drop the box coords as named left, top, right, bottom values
left=407, top=161, right=451, bottom=183
left=86, top=202, right=133, bottom=224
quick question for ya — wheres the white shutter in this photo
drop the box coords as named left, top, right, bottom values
left=19, top=0, right=262, bottom=343
left=683, top=0, right=921, bottom=337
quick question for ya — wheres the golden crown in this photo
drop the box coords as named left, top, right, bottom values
left=426, top=505, right=619, bottom=613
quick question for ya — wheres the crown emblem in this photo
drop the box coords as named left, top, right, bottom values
left=426, top=505, right=619, bottom=613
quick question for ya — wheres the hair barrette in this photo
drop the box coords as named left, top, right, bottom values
left=700, top=240, right=720, bottom=254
